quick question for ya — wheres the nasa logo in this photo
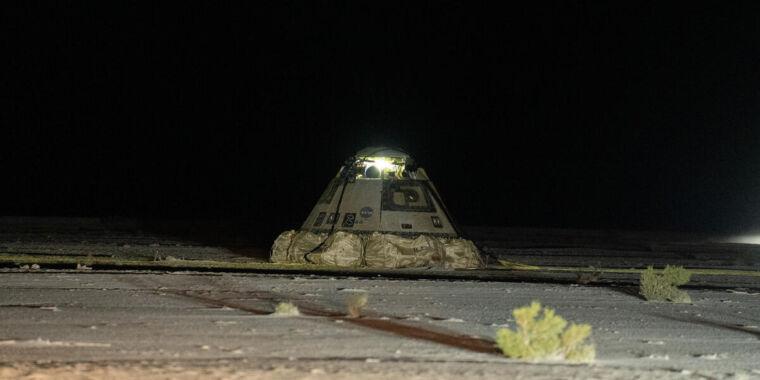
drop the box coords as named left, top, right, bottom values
left=360, top=207, right=373, bottom=218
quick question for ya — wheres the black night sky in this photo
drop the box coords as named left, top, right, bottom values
left=4, top=2, right=760, bottom=236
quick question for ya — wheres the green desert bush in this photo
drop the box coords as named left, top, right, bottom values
left=639, top=265, right=692, bottom=303
left=495, top=301, right=595, bottom=363
left=272, top=302, right=300, bottom=316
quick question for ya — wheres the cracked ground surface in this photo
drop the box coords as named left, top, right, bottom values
left=0, top=271, right=759, bottom=379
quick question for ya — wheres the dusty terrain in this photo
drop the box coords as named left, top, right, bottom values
left=0, top=217, right=759, bottom=379
left=0, top=271, right=759, bottom=379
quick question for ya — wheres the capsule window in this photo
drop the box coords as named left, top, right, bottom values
left=382, top=180, right=436, bottom=212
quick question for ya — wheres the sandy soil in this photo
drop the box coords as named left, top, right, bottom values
left=0, top=358, right=726, bottom=380
left=1, top=218, right=759, bottom=378
left=0, top=271, right=759, bottom=379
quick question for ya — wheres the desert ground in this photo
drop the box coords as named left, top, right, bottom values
left=0, top=218, right=758, bottom=379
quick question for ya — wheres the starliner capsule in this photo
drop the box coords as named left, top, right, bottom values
left=270, top=147, right=482, bottom=269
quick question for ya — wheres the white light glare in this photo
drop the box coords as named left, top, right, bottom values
left=369, top=158, right=396, bottom=172
left=726, top=234, right=760, bottom=245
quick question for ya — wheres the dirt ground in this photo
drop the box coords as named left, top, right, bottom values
left=0, top=271, right=759, bottom=379
left=0, top=358, right=721, bottom=380
left=1, top=218, right=759, bottom=379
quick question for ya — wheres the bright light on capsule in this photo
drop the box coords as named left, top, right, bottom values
left=370, top=158, right=396, bottom=172
left=362, top=157, right=399, bottom=178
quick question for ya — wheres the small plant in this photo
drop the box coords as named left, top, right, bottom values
left=575, top=267, right=602, bottom=285
left=346, top=292, right=368, bottom=318
left=495, top=301, right=595, bottom=363
left=639, top=265, right=692, bottom=303
left=272, top=302, right=300, bottom=316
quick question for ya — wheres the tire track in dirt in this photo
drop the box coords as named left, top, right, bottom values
left=167, top=288, right=501, bottom=355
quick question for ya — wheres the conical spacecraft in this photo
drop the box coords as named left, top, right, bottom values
left=271, top=147, right=482, bottom=269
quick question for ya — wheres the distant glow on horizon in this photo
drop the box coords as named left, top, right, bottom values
left=725, top=234, right=760, bottom=245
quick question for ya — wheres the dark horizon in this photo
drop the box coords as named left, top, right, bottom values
left=4, top=2, right=760, bottom=235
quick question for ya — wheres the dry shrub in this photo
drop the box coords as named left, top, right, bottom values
left=272, top=302, right=300, bottom=316
left=639, top=265, right=692, bottom=303
left=495, top=301, right=595, bottom=363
